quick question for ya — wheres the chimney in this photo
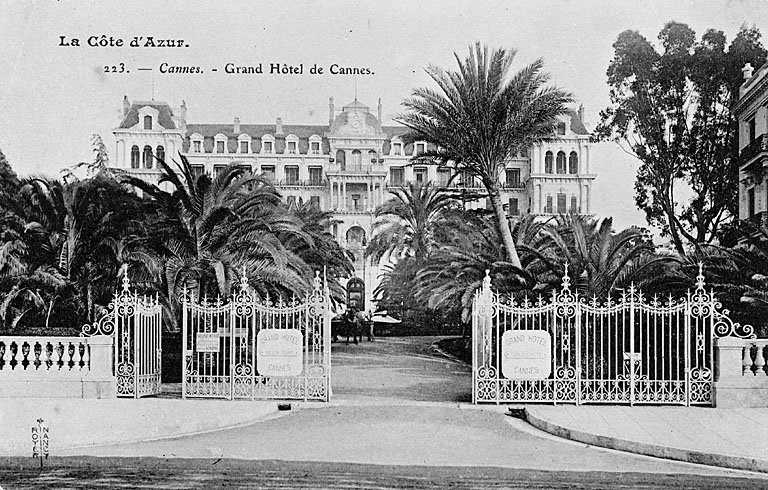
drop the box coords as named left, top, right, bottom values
left=123, top=95, right=130, bottom=116
left=179, top=100, right=187, bottom=123
left=276, top=117, right=284, bottom=135
left=329, top=97, right=335, bottom=125
left=378, top=98, right=382, bottom=123
left=234, top=116, right=241, bottom=134
left=743, top=63, right=755, bottom=81
left=577, top=104, right=585, bottom=122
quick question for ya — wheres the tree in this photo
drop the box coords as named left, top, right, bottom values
left=124, top=155, right=321, bottom=304
left=540, top=216, right=679, bottom=299
left=0, top=148, right=19, bottom=213
left=595, top=23, right=767, bottom=255
left=396, top=43, right=573, bottom=268
left=367, top=181, right=458, bottom=263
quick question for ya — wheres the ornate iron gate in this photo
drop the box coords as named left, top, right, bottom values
left=81, top=270, right=163, bottom=398
left=472, top=265, right=754, bottom=405
left=181, top=271, right=331, bottom=401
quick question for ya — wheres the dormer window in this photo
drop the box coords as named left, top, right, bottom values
left=415, top=142, right=426, bottom=156
left=287, top=141, right=297, bottom=154
left=214, top=134, right=227, bottom=154
left=392, top=142, right=403, bottom=156
left=557, top=122, right=566, bottom=135
left=144, top=115, right=152, bottom=130
left=261, top=135, right=275, bottom=154
left=310, top=141, right=320, bottom=154
left=237, top=134, right=251, bottom=154
left=193, top=141, right=202, bottom=153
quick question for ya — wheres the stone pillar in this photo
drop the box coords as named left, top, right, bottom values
left=713, top=337, right=768, bottom=408
left=83, top=335, right=116, bottom=398
left=367, top=181, right=372, bottom=211
left=342, top=181, right=347, bottom=211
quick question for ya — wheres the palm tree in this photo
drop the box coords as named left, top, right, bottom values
left=283, top=199, right=354, bottom=304
left=367, top=181, right=458, bottom=263
left=396, top=43, right=573, bottom=268
left=541, top=215, right=678, bottom=299
left=124, top=155, right=311, bottom=303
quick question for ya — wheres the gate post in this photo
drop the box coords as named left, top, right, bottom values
left=629, top=285, right=635, bottom=407
left=181, top=285, right=188, bottom=400
left=575, top=297, right=582, bottom=405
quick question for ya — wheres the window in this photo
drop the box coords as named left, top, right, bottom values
left=508, top=197, right=519, bottom=216
left=557, top=193, right=567, bottom=214
left=285, top=166, right=299, bottom=185
left=130, top=145, right=139, bottom=168
left=556, top=151, right=566, bottom=174
left=414, top=167, right=427, bottom=183
left=261, top=165, right=275, bottom=182
left=545, top=195, right=553, bottom=213
left=143, top=145, right=153, bottom=169
left=240, top=141, right=249, bottom=154
left=557, top=121, right=566, bottom=135
left=309, top=195, right=320, bottom=210
left=392, top=142, right=402, bottom=156
left=437, top=168, right=451, bottom=186
left=156, top=145, right=165, bottom=164
left=351, top=194, right=362, bottom=211
left=287, top=141, right=297, bottom=154
left=213, top=165, right=227, bottom=178
left=144, top=115, right=152, bottom=130
left=545, top=152, right=554, bottom=173
left=390, top=167, right=404, bottom=185
left=216, top=140, right=225, bottom=153
left=748, top=188, right=756, bottom=217
left=336, top=150, right=346, bottom=170
left=191, top=165, right=205, bottom=180
left=460, top=171, right=473, bottom=187
left=351, top=149, right=362, bottom=169
left=369, top=150, right=378, bottom=163
left=263, top=141, right=273, bottom=153
left=415, top=142, right=426, bottom=156
left=506, top=168, right=520, bottom=187
left=310, top=141, right=320, bottom=154
left=749, top=117, right=757, bottom=142
left=569, top=151, right=578, bottom=174
left=309, top=167, right=323, bottom=185
left=570, top=196, right=578, bottom=214
left=193, top=140, right=202, bottom=153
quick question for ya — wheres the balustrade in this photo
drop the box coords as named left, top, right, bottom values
left=0, top=337, right=90, bottom=375
left=743, top=340, right=768, bottom=376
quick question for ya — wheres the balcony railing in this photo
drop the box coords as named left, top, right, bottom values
left=739, top=134, right=768, bottom=167
left=274, top=179, right=329, bottom=188
left=501, top=182, right=526, bottom=189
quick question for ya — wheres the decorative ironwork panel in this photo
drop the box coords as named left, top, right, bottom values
left=182, top=269, right=331, bottom=401
left=472, top=263, right=753, bottom=407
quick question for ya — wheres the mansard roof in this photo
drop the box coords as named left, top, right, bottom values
left=118, top=101, right=178, bottom=130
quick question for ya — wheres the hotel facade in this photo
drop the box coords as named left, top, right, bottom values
left=112, top=96, right=596, bottom=311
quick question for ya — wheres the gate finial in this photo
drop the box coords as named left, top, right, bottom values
left=695, top=262, right=705, bottom=290
left=482, top=269, right=492, bottom=294
left=561, top=262, right=571, bottom=292
left=121, top=265, right=131, bottom=293
left=239, top=264, right=249, bottom=292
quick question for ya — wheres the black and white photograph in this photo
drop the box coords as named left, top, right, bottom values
left=0, top=1, right=767, bottom=488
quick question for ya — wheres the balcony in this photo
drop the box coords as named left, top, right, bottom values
left=274, top=179, right=328, bottom=188
left=501, top=181, right=526, bottom=190
left=739, top=134, right=768, bottom=170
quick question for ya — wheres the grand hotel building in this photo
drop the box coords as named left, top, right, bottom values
left=112, top=96, right=596, bottom=310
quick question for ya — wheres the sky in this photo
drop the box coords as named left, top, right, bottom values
left=1, top=0, right=766, bottom=233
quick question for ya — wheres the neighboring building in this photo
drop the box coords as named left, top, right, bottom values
left=112, top=96, right=596, bottom=310
left=735, top=62, right=768, bottom=230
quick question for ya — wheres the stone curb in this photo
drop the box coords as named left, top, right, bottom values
left=524, top=407, right=768, bottom=474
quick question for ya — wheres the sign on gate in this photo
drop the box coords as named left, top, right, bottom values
left=502, top=330, right=551, bottom=379
left=196, top=333, right=220, bottom=352
left=257, top=329, right=303, bottom=376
